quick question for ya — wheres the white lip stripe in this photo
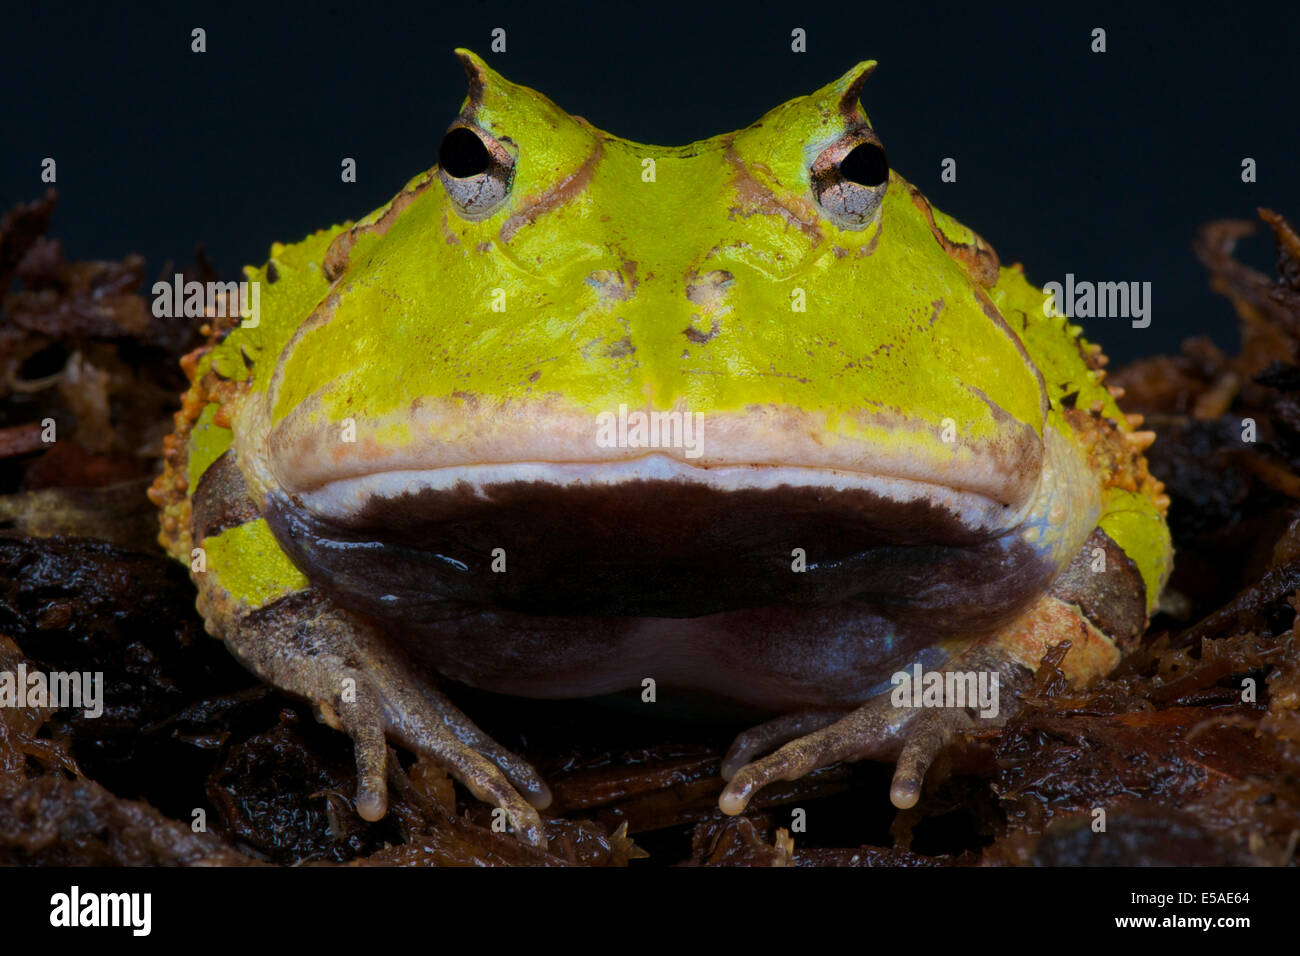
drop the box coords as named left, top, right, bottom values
left=297, top=453, right=1024, bottom=533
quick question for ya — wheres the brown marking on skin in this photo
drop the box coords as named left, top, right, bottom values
left=965, top=385, right=1044, bottom=488
left=191, top=451, right=261, bottom=542
left=603, top=335, right=634, bottom=358
left=587, top=269, right=631, bottom=301
left=684, top=269, right=733, bottom=307
left=454, top=50, right=487, bottom=111
left=974, top=290, right=1049, bottom=428
left=838, top=62, right=877, bottom=119
left=725, top=143, right=823, bottom=244
left=1048, top=527, right=1147, bottom=653
left=684, top=316, right=721, bottom=344
left=929, top=299, right=944, bottom=326
left=440, top=212, right=460, bottom=245
left=324, top=172, right=437, bottom=280
left=857, top=217, right=883, bottom=257
left=907, top=184, right=1000, bottom=288
left=500, top=138, right=604, bottom=242
left=266, top=289, right=342, bottom=403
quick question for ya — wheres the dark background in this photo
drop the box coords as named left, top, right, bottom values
left=4, top=0, right=1297, bottom=364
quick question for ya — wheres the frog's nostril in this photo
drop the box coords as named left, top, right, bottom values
left=840, top=143, right=888, bottom=188
left=440, top=127, right=492, bottom=178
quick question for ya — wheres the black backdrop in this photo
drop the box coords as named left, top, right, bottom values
left=4, top=0, right=1297, bottom=364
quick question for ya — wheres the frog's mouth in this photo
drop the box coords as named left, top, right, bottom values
left=262, top=452, right=1060, bottom=629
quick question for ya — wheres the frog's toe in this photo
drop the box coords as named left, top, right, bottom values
left=376, top=684, right=550, bottom=847
left=886, top=707, right=973, bottom=809
left=420, top=702, right=552, bottom=810
left=436, top=745, right=550, bottom=849
left=329, top=692, right=390, bottom=822
left=720, top=710, right=848, bottom=782
left=327, top=677, right=549, bottom=845
left=717, top=697, right=974, bottom=815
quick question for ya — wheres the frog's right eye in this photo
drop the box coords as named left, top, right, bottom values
left=810, top=129, right=888, bottom=229
left=438, top=124, right=514, bottom=220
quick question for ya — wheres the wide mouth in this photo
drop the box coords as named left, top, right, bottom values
left=298, top=456, right=1023, bottom=531
left=264, top=455, right=1049, bottom=623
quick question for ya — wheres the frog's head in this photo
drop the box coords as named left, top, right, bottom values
left=248, top=52, right=1068, bottom=625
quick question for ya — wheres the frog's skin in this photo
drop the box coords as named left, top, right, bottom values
left=150, top=52, right=1172, bottom=849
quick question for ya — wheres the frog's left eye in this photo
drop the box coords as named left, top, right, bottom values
left=438, top=124, right=515, bottom=220
left=810, top=130, right=888, bottom=228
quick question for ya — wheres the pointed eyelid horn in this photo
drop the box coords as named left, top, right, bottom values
left=833, top=60, right=878, bottom=117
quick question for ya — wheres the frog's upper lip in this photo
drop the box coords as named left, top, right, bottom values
left=261, top=395, right=1046, bottom=517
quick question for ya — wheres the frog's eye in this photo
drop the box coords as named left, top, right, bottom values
left=810, top=130, right=888, bottom=228
left=438, top=124, right=515, bottom=220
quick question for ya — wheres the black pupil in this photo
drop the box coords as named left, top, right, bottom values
left=839, top=143, right=888, bottom=187
left=440, top=127, right=491, bottom=178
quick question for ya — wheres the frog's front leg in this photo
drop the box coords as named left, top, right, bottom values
left=191, top=456, right=551, bottom=847
left=719, top=526, right=1151, bottom=814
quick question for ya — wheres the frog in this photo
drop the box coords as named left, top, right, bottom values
left=149, top=50, right=1172, bottom=850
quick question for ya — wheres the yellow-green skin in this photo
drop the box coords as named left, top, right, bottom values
left=157, top=52, right=1173, bottom=836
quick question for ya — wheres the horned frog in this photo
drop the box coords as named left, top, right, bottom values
left=151, top=52, right=1172, bottom=848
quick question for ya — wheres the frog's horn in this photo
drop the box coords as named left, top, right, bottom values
left=832, top=60, right=878, bottom=117
left=453, top=48, right=494, bottom=109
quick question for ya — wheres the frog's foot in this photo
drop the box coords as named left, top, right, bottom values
left=224, top=590, right=551, bottom=848
left=718, top=696, right=978, bottom=814
left=717, top=584, right=1146, bottom=814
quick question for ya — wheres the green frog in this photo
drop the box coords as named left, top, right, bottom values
left=150, top=51, right=1172, bottom=849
